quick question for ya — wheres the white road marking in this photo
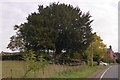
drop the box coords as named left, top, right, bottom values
left=99, top=66, right=112, bottom=80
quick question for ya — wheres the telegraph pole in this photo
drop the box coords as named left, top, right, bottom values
left=90, top=42, right=93, bottom=66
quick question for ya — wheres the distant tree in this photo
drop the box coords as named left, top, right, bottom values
left=86, top=33, right=107, bottom=65
left=115, top=53, right=120, bottom=64
left=7, top=3, right=93, bottom=61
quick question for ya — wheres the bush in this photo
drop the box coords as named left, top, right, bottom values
left=102, top=57, right=114, bottom=63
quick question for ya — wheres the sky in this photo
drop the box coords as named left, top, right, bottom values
left=0, top=0, right=119, bottom=52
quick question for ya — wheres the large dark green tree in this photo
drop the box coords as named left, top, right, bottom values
left=7, top=3, right=93, bottom=59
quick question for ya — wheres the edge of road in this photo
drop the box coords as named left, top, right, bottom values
left=99, top=66, right=112, bottom=80
left=87, top=65, right=112, bottom=78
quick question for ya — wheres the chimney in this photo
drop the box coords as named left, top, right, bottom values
left=109, top=45, right=112, bottom=50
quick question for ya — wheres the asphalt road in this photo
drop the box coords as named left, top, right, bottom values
left=102, top=65, right=118, bottom=78
left=98, top=64, right=120, bottom=80
left=88, top=64, right=120, bottom=80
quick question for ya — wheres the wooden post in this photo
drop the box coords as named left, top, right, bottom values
left=10, top=69, right=12, bottom=79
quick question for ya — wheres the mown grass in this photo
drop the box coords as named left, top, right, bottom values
left=2, top=61, right=105, bottom=78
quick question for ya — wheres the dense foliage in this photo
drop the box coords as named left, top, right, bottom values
left=7, top=3, right=94, bottom=61
left=85, top=33, right=107, bottom=65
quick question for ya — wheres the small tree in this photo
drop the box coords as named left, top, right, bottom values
left=85, top=33, right=107, bottom=66
left=22, top=50, right=48, bottom=78
left=38, top=55, right=49, bottom=75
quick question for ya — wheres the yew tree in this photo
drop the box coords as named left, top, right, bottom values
left=7, top=3, right=93, bottom=59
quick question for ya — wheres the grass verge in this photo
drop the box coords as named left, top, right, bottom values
left=2, top=61, right=105, bottom=78
left=51, top=65, right=105, bottom=78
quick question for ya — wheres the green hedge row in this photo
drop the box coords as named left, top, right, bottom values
left=2, top=54, right=22, bottom=60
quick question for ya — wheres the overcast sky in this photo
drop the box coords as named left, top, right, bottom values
left=0, top=0, right=119, bottom=52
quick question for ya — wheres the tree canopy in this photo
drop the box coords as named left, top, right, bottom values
left=7, top=3, right=94, bottom=59
left=86, top=33, right=107, bottom=65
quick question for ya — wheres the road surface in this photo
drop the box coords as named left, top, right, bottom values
left=100, top=64, right=120, bottom=80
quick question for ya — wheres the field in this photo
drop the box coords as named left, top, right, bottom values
left=2, top=61, right=105, bottom=78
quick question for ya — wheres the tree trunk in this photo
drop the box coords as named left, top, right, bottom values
left=23, top=69, right=32, bottom=78
left=53, top=49, right=62, bottom=63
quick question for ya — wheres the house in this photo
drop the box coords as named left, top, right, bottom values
left=104, top=45, right=117, bottom=63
